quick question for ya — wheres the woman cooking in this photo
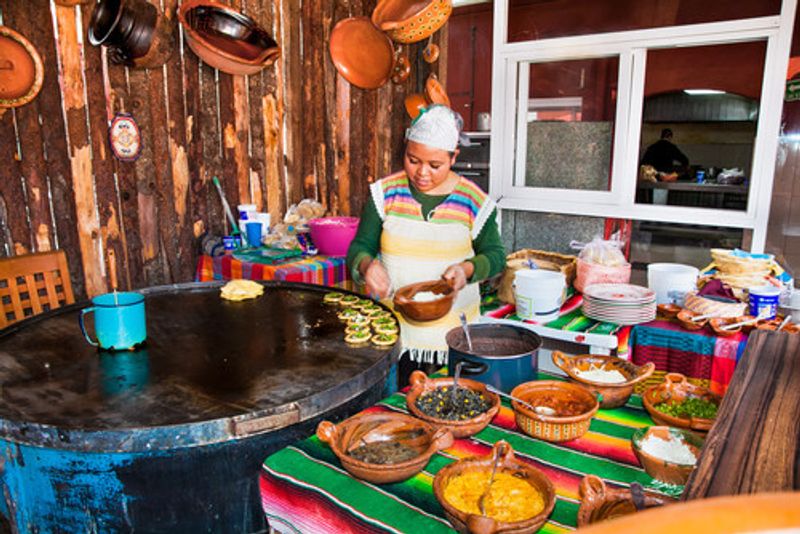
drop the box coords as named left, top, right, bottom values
left=346, top=105, right=505, bottom=388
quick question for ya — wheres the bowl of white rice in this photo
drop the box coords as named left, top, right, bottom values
left=552, top=351, right=656, bottom=409
left=631, top=426, right=704, bottom=486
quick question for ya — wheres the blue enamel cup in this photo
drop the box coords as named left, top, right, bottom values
left=79, top=292, right=147, bottom=350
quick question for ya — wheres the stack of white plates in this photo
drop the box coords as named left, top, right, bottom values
left=582, top=283, right=657, bottom=325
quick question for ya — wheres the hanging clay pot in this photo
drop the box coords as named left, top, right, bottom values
left=0, top=26, right=44, bottom=115
left=88, top=0, right=175, bottom=69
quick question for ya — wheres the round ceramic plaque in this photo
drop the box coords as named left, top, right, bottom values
left=108, top=112, right=142, bottom=162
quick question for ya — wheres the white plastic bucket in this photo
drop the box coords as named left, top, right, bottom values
left=647, top=263, right=699, bottom=305
left=514, top=269, right=566, bottom=324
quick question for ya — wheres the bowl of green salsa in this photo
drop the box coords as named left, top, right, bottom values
left=642, top=373, right=722, bottom=434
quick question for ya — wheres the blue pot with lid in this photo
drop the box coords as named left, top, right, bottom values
left=445, top=323, right=542, bottom=393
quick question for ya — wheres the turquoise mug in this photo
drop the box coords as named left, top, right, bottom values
left=79, top=292, right=147, bottom=350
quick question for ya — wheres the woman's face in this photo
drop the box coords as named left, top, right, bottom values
left=403, top=141, right=458, bottom=194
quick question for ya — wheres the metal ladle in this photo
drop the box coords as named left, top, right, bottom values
left=459, top=312, right=473, bottom=353
left=478, top=443, right=503, bottom=516
left=485, top=384, right=557, bottom=416
left=450, top=360, right=464, bottom=407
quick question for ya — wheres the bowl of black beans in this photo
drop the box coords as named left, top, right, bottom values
left=406, top=370, right=501, bottom=439
left=317, top=411, right=453, bottom=484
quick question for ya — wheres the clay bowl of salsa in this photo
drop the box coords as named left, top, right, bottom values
left=316, top=411, right=453, bottom=484
left=510, top=380, right=599, bottom=442
left=641, top=373, right=721, bottom=435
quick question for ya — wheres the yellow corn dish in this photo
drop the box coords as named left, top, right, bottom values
left=444, top=471, right=544, bottom=523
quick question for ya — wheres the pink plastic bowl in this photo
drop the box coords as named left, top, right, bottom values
left=308, top=217, right=359, bottom=257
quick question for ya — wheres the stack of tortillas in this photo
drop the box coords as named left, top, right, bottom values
left=220, top=279, right=265, bottom=301
left=710, top=249, right=773, bottom=291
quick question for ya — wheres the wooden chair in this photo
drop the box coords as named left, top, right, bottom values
left=0, top=250, right=75, bottom=328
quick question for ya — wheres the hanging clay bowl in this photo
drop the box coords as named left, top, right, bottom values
left=179, top=0, right=280, bottom=76
left=89, top=0, right=175, bottom=69
left=329, top=17, right=394, bottom=90
left=55, top=0, right=92, bottom=5
left=404, top=92, right=428, bottom=119
left=425, top=73, right=450, bottom=108
left=0, top=26, right=44, bottom=114
left=372, top=0, right=452, bottom=44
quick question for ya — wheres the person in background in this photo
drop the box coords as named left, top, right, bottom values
left=640, top=128, right=689, bottom=173
left=346, top=105, right=506, bottom=390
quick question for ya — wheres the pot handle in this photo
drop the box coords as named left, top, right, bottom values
left=491, top=440, right=514, bottom=465
left=466, top=514, right=499, bottom=534
left=79, top=307, right=99, bottom=347
left=431, top=427, right=454, bottom=451
left=551, top=351, right=572, bottom=373
left=409, top=370, right=428, bottom=388
left=628, top=362, right=656, bottom=385
left=458, top=359, right=489, bottom=376
left=316, top=420, right=338, bottom=445
left=579, top=474, right=606, bottom=503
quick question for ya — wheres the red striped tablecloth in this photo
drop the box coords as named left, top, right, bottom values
left=260, top=372, right=676, bottom=533
left=195, top=254, right=351, bottom=289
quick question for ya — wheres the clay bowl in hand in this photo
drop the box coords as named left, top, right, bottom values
left=709, top=317, right=742, bottom=337
left=551, top=351, right=655, bottom=409
left=641, top=373, right=721, bottom=434
left=179, top=0, right=280, bottom=75
left=433, top=441, right=556, bottom=534
left=329, top=16, right=394, bottom=89
left=316, top=411, right=453, bottom=484
left=676, top=309, right=708, bottom=331
left=393, top=279, right=455, bottom=322
left=510, top=380, right=599, bottom=442
left=577, top=475, right=674, bottom=527
left=656, top=303, right=681, bottom=319
left=371, top=0, right=453, bottom=44
left=631, top=426, right=704, bottom=486
left=406, top=370, right=500, bottom=439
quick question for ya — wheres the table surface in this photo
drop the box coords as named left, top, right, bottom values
left=0, top=282, right=396, bottom=449
left=684, top=330, right=800, bottom=498
left=637, top=181, right=748, bottom=193
left=260, top=372, right=679, bottom=533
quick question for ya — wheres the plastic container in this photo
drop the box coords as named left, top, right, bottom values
left=513, top=269, right=566, bottom=323
left=307, top=217, right=359, bottom=257
left=749, top=285, right=781, bottom=320
left=647, top=263, right=699, bottom=305
left=574, top=258, right=631, bottom=294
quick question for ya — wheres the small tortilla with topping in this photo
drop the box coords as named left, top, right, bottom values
left=371, top=332, right=398, bottom=346
left=339, top=295, right=360, bottom=307
left=345, top=324, right=371, bottom=335
left=323, top=292, right=344, bottom=304
left=345, top=330, right=371, bottom=344
left=347, top=314, right=369, bottom=326
left=337, top=308, right=360, bottom=321
left=374, top=324, right=398, bottom=335
left=220, top=280, right=264, bottom=301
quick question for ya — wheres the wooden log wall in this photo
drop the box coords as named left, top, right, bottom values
left=0, top=0, right=446, bottom=298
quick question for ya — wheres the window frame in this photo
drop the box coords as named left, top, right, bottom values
left=488, top=2, right=797, bottom=252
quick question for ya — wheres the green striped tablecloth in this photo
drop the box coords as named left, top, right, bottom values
left=260, top=372, right=678, bottom=533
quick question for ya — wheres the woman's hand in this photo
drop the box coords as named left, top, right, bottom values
left=363, top=258, right=391, bottom=299
left=442, top=262, right=474, bottom=292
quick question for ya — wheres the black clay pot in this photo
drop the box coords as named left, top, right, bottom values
left=446, top=324, right=542, bottom=393
left=88, top=0, right=158, bottom=65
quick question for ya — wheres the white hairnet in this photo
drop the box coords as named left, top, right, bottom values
left=405, top=104, right=464, bottom=152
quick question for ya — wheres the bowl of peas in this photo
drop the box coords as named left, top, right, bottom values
left=642, top=373, right=722, bottom=435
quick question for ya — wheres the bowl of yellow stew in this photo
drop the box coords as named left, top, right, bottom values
left=433, top=441, right=556, bottom=534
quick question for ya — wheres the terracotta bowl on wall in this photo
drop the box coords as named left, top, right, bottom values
left=179, top=0, right=280, bottom=76
left=372, top=0, right=453, bottom=44
left=329, top=16, right=394, bottom=90
left=0, top=26, right=44, bottom=111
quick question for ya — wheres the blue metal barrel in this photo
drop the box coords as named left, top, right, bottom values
left=0, top=282, right=396, bottom=532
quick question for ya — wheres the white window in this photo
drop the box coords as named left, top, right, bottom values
left=489, top=1, right=797, bottom=252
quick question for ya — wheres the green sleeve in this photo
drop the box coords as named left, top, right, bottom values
left=345, top=196, right=382, bottom=283
left=468, top=208, right=506, bottom=282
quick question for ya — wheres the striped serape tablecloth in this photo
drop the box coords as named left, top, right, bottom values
left=482, top=293, right=632, bottom=358
left=195, top=254, right=351, bottom=289
left=629, top=319, right=747, bottom=396
left=260, top=372, right=677, bottom=534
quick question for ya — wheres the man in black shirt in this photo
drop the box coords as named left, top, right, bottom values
left=641, top=128, right=689, bottom=173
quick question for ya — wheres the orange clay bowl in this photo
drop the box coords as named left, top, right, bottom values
left=756, top=317, right=800, bottom=334
left=406, top=370, right=500, bottom=439
left=316, top=411, right=453, bottom=484
left=551, top=351, right=655, bottom=409
left=631, top=426, right=704, bottom=486
left=709, top=317, right=742, bottom=337
left=641, top=373, right=721, bottom=434
left=577, top=474, right=674, bottom=527
left=404, top=92, right=428, bottom=119
left=656, top=303, right=681, bottom=319
left=393, top=279, right=455, bottom=322
left=575, top=492, right=800, bottom=534
left=425, top=73, right=451, bottom=107
left=433, top=441, right=556, bottom=534
left=510, top=380, right=599, bottom=443
left=676, top=309, right=708, bottom=331
left=371, top=0, right=453, bottom=44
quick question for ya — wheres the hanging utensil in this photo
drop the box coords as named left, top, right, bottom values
left=422, top=35, right=440, bottom=63
left=459, top=312, right=473, bottom=353
left=391, top=47, right=410, bottom=84
left=107, top=248, right=119, bottom=305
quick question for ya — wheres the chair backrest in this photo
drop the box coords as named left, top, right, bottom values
left=0, top=250, right=75, bottom=328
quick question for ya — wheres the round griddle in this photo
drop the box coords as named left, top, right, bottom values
left=0, top=281, right=398, bottom=451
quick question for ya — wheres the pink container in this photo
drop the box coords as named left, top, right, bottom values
left=308, top=217, right=359, bottom=257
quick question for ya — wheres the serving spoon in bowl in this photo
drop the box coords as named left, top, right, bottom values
left=484, top=384, right=557, bottom=416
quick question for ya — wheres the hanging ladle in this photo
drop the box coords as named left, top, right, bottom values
left=422, top=34, right=440, bottom=64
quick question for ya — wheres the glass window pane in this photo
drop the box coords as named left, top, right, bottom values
left=522, top=57, right=618, bottom=191
left=507, top=0, right=780, bottom=43
left=636, top=41, right=767, bottom=211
